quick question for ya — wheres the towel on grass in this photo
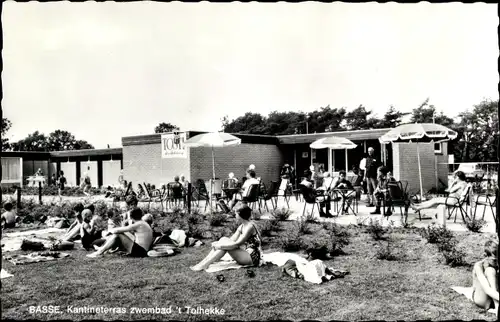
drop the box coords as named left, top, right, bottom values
left=4, top=251, right=70, bottom=265
left=451, top=286, right=496, bottom=314
left=1, top=269, right=13, bottom=279
left=2, top=228, right=66, bottom=253
left=204, top=253, right=252, bottom=273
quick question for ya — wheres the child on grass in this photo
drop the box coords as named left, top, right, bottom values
left=1, top=202, right=17, bottom=229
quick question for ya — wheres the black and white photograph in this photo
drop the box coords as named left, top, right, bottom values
left=1, top=1, right=498, bottom=320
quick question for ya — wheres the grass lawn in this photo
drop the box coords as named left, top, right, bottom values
left=1, top=216, right=498, bottom=321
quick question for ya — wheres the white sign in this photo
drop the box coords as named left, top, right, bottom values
left=161, top=132, right=187, bottom=158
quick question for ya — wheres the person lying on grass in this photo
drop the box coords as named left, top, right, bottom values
left=190, top=203, right=262, bottom=271
left=410, top=170, right=468, bottom=212
left=87, top=207, right=153, bottom=258
left=472, top=240, right=499, bottom=315
left=1, top=202, right=17, bottom=229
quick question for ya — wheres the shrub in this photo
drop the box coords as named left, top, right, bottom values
left=186, top=212, right=202, bottom=226
left=464, top=218, right=487, bottom=233
left=259, top=219, right=281, bottom=237
left=375, top=240, right=398, bottom=261
left=187, top=223, right=205, bottom=240
left=277, top=227, right=302, bottom=252
left=442, top=246, right=467, bottom=267
left=209, top=213, right=227, bottom=227
left=420, top=224, right=454, bottom=245
left=365, top=219, right=390, bottom=241
left=295, top=217, right=312, bottom=235
left=304, top=212, right=319, bottom=223
left=301, top=231, right=334, bottom=260
left=271, top=208, right=292, bottom=221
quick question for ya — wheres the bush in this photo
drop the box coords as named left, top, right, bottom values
left=365, top=219, right=390, bottom=241
left=300, top=231, right=334, bottom=260
left=420, top=224, right=454, bottom=245
left=464, top=218, right=487, bottom=233
left=277, top=227, right=302, bottom=252
left=295, top=217, right=313, bottom=235
left=271, top=208, right=292, bottom=221
left=187, top=223, right=205, bottom=240
left=259, top=219, right=281, bottom=237
left=442, top=246, right=467, bottom=267
left=323, top=222, right=351, bottom=256
left=375, top=240, right=398, bottom=261
left=209, top=213, right=227, bottom=227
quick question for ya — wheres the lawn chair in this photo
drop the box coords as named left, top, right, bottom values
left=387, top=181, right=411, bottom=221
left=299, top=185, right=328, bottom=218
left=259, top=181, right=280, bottom=212
left=446, top=184, right=472, bottom=223
left=242, top=184, right=261, bottom=214
left=274, top=179, right=292, bottom=209
left=472, top=188, right=497, bottom=223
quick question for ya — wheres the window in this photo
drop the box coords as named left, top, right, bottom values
left=434, top=142, right=442, bottom=154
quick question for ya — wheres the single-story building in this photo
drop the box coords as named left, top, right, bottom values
left=1, top=129, right=449, bottom=195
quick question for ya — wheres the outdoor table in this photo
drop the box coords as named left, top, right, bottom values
left=333, top=189, right=358, bottom=215
left=27, top=176, right=46, bottom=187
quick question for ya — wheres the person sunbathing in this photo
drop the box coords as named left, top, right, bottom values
left=472, top=240, right=499, bottom=315
left=410, top=171, right=468, bottom=212
left=1, top=202, right=17, bottom=229
left=87, top=207, right=153, bottom=258
left=79, top=209, right=105, bottom=251
left=190, top=203, right=262, bottom=271
left=116, top=195, right=139, bottom=227
left=61, top=203, right=85, bottom=241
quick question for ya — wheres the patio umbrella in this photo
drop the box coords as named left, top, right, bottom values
left=379, top=123, right=458, bottom=200
left=184, top=132, right=241, bottom=180
left=310, top=136, right=357, bottom=172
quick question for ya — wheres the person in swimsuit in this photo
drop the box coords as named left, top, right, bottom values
left=87, top=207, right=153, bottom=258
left=1, top=202, right=17, bottom=229
left=472, top=240, right=498, bottom=315
left=190, top=202, right=262, bottom=271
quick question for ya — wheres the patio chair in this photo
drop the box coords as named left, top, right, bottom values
left=259, top=181, right=280, bottom=212
left=299, top=185, right=329, bottom=218
left=387, top=181, right=411, bottom=221
left=446, top=184, right=472, bottom=223
left=473, top=188, right=497, bottom=223
left=274, top=179, right=292, bottom=209
left=242, top=184, right=261, bottom=214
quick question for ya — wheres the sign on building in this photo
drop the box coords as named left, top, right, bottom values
left=161, top=132, right=187, bottom=159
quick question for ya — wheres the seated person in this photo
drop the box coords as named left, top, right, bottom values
left=87, top=207, right=153, bottom=258
left=61, top=203, right=85, bottom=241
left=180, top=174, right=190, bottom=190
left=318, top=172, right=335, bottom=192
left=119, top=195, right=139, bottom=227
left=472, top=240, right=499, bottom=314
left=79, top=209, right=105, bottom=251
left=300, top=171, right=333, bottom=218
left=190, top=203, right=262, bottom=271
left=331, top=170, right=355, bottom=215
left=225, top=170, right=260, bottom=211
left=1, top=202, right=17, bottom=229
left=35, top=168, right=43, bottom=177
left=410, top=171, right=468, bottom=212
left=370, top=166, right=393, bottom=216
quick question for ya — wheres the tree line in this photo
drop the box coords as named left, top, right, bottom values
left=2, top=98, right=497, bottom=163
left=220, top=98, right=498, bottom=163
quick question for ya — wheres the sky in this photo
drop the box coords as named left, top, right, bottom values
left=2, top=2, right=498, bottom=149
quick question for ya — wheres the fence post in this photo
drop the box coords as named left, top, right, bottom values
left=38, top=182, right=43, bottom=205
left=187, top=183, right=192, bottom=214
left=17, top=187, right=22, bottom=209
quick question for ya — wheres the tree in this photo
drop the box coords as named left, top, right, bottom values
left=11, top=131, right=49, bottom=151
left=344, top=105, right=373, bottom=130
left=375, top=105, right=404, bottom=129
left=307, top=105, right=347, bottom=133
left=410, top=98, right=454, bottom=127
left=453, top=99, right=498, bottom=162
left=11, top=130, right=94, bottom=152
left=221, top=112, right=268, bottom=134
left=2, top=118, right=12, bottom=150
left=154, top=122, right=180, bottom=133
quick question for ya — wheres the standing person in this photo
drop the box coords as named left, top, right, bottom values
left=50, top=173, right=57, bottom=186
left=118, top=170, right=124, bottom=187
left=57, top=170, right=67, bottom=202
left=81, top=172, right=92, bottom=196
left=363, top=147, right=380, bottom=207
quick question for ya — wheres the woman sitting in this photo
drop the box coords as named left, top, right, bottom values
left=190, top=203, right=262, bottom=271
left=61, top=203, right=86, bottom=241
left=87, top=207, right=153, bottom=258
left=472, top=240, right=498, bottom=314
left=410, top=171, right=468, bottom=212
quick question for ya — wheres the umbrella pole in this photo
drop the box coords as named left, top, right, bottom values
left=417, top=142, right=424, bottom=201
left=211, top=146, right=215, bottom=212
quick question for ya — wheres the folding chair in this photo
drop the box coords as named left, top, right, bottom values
left=446, top=184, right=472, bottom=223
left=274, top=179, right=292, bottom=209
left=473, top=188, right=497, bottom=222
left=242, top=184, right=261, bottom=213
left=259, top=181, right=280, bottom=212
left=387, top=181, right=411, bottom=221
left=299, top=185, right=328, bottom=218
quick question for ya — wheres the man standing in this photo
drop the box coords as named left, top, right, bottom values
left=363, top=147, right=380, bottom=207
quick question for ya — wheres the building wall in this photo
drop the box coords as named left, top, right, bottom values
left=189, top=143, right=284, bottom=185
left=392, top=142, right=449, bottom=194
left=102, top=160, right=122, bottom=187
left=60, top=162, right=77, bottom=187
left=123, top=143, right=190, bottom=187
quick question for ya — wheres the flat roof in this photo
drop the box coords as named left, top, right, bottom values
left=277, top=128, right=391, bottom=144
left=50, top=148, right=123, bottom=157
